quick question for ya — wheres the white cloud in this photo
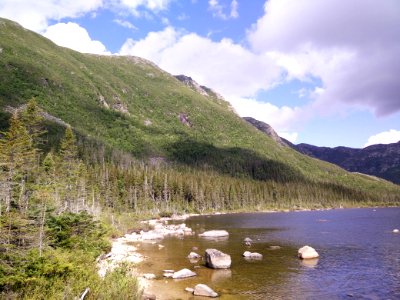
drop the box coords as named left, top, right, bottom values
left=208, top=0, right=239, bottom=20
left=228, top=96, right=303, bottom=132
left=116, top=0, right=172, bottom=15
left=43, top=22, right=110, bottom=55
left=114, top=19, right=137, bottom=30
left=364, top=129, right=400, bottom=147
left=248, top=0, right=400, bottom=116
left=278, top=131, right=298, bottom=143
left=119, top=27, right=281, bottom=98
left=0, top=0, right=103, bottom=32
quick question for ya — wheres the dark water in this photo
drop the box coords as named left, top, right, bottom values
left=137, top=208, right=400, bottom=299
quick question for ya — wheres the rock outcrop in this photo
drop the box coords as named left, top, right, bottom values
left=205, top=249, right=231, bottom=269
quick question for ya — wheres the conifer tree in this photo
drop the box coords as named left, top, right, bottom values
left=0, top=112, right=36, bottom=213
left=58, top=126, right=83, bottom=212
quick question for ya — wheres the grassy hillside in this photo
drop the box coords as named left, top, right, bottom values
left=0, top=17, right=399, bottom=201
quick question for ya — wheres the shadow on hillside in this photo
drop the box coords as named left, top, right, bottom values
left=168, top=138, right=305, bottom=183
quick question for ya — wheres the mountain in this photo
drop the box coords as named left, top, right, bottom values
left=1, top=17, right=399, bottom=204
left=243, top=116, right=400, bottom=184
left=296, top=142, right=400, bottom=184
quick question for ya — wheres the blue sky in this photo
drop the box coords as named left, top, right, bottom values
left=1, top=0, right=399, bottom=148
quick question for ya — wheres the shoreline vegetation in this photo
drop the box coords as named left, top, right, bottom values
left=1, top=102, right=399, bottom=299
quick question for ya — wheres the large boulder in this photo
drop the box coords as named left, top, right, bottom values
left=298, top=245, right=319, bottom=259
left=199, top=230, right=229, bottom=238
left=172, top=268, right=197, bottom=279
left=193, top=284, right=218, bottom=298
left=205, top=249, right=231, bottom=269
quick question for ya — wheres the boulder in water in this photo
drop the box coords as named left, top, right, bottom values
left=298, top=245, right=319, bottom=259
left=172, top=268, right=197, bottom=279
left=193, top=284, right=218, bottom=297
left=199, top=230, right=229, bottom=238
left=205, top=249, right=231, bottom=269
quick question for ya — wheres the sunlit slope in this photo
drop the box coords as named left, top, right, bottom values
left=0, top=18, right=399, bottom=198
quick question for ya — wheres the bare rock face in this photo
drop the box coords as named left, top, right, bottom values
left=205, top=249, right=231, bottom=269
left=193, top=284, right=218, bottom=298
left=243, top=117, right=289, bottom=147
left=179, top=113, right=192, bottom=127
left=172, top=268, right=197, bottom=279
left=298, top=245, right=319, bottom=259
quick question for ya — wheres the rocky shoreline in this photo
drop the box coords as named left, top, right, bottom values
left=97, top=211, right=325, bottom=299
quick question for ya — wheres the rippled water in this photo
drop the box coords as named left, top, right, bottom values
left=137, top=208, right=400, bottom=299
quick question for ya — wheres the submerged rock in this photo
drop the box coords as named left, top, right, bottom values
left=298, top=245, right=319, bottom=259
left=193, top=284, right=218, bottom=298
left=205, top=249, right=231, bottom=269
left=268, top=245, right=281, bottom=250
left=244, top=237, right=252, bottom=246
left=172, top=268, right=197, bottom=279
left=199, top=230, right=229, bottom=238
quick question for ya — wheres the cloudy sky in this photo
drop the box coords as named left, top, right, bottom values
left=1, top=0, right=399, bottom=148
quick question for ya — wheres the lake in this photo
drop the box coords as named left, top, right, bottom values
left=137, top=208, right=400, bottom=299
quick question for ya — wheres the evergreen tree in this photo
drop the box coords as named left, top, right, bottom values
left=0, top=113, right=36, bottom=213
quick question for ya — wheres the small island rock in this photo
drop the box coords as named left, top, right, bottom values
left=205, top=249, right=231, bottom=269
left=298, top=245, right=319, bottom=259
left=193, top=284, right=219, bottom=298
left=243, top=251, right=263, bottom=259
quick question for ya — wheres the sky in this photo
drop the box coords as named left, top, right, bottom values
left=1, top=0, right=399, bottom=148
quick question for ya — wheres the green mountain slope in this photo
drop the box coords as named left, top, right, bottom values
left=0, top=17, right=399, bottom=202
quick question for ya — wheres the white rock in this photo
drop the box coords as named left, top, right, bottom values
left=298, top=245, right=319, bottom=259
left=193, top=284, right=218, bottom=298
left=185, top=287, right=194, bottom=293
left=243, top=251, right=263, bottom=259
left=188, top=252, right=201, bottom=259
left=243, top=237, right=253, bottom=243
left=141, top=231, right=164, bottom=240
left=172, top=268, right=197, bottom=279
left=163, top=272, right=174, bottom=278
left=143, top=273, right=156, bottom=280
left=199, top=230, right=229, bottom=238
left=205, top=249, right=231, bottom=269
left=393, top=229, right=399, bottom=233
left=243, top=251, right=252, bottom=257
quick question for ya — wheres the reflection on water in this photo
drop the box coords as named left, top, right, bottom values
left=138, top=208, right=400, bottom=299
left=300, top=258, right=319, bottom=268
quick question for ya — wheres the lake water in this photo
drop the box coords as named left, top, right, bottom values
left=137, top=208, right=400, bottom=299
